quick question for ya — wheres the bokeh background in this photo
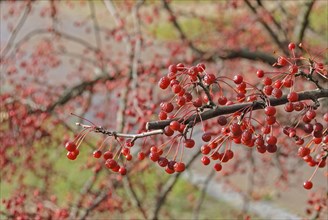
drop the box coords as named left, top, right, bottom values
left=1, top=0, right=327, bottom=219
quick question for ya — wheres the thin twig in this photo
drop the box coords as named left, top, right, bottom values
left=192, top=169, right=216, bottom=220
left=76, top=123, right=163, bottom=140
left=293, top=0, right=316, bottom=43
left=244, top=0, right=287, bottom=54
left=0, top=1, right=32, bottom=59
left=89, top=1, right=102, bottom=49
left=161, top=0, right=203, bottom=55
left=150, top=151, right=201, bottom=220
left=123, top=173, right=148, bottom=219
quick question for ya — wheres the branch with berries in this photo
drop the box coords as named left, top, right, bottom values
left=66, top=43, right=327, bottom=190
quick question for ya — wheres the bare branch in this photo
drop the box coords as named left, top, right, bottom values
left=192, top=169, right=216, bottom=220
left=147, top=88, right=328, bottom=130
left=0, top=1, right=31, bottom=59
left=45, top=74, right=115, bottom=113
left=255, top=0, right=288, bottom=41
left=76, top=123, right=163, bottom=140
left=70, top=173, right=99, bottom=219
left=150, top=150, right=201, bottom=220
left=293, top=0, right=316, bottom=43
left=161, top=0, right=203, bottom=55
left=89, top=0, right=102, bottom=49
left=123, top=174, right=148, bottom=219
left=208, top=48, right=277, bottom=65
left=244, top=0, right=287, bottom=54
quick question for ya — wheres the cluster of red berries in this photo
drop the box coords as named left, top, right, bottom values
left=65, top=134, right=134, bottom=175
left=67, top=43, right=327, bottom=189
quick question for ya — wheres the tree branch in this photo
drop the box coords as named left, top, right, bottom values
left=123, top=173, right=148, bottom=219
left=244, top=0, right=287, bottom=54
left=161, top=0, right=203, bottom=55
left=45, top=74, right=114, bottom=113
left=210, top=49, right=277, bottom=65
left=89, top=0, right=102, bottom=49
left=150, top=150, right=201, bottom=220
left=76, top=123, right=163, bottom=141
left=293, top=0, right=316, bottom=43
left=147, top=88, right=328, bottom=130
left=0, top=1, right=31, bottom=59
left=192, top=169, right=216, bottom=220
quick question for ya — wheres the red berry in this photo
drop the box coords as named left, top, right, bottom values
left=158, top=157, right=169, bottom=167
left=138, top=152, right=145, bottom=160
left=294, top=102, right=304, bottom=111
left=149, top=152, right=160, bottom=162
left=164, top=126, right=174, bottom=136
left=272, top=88, right=282, bottom=98
left=158, top=76, right=170, bottom=89
left=324, top=113, right=328, bottom=122
left=313, top=123, right=323, bottom=132
left=214, top=163, right=222, bottom=172
left=162, top=102, right=174, bottom=113
left=263, top=77, right=272, bottom=85
left=284, top=102, right=294, bottom=112
left=184, top=92, right=193, bottom=102
left=103, top=151, right=113, bottom=160
left=170, top=121, right=180, bottom=131
left=202, top=133, right=211, bottom=142
left=264, top=106, right=276, bottom=116
left=65, top=142, right=77, bottom=152
left=121, top=148, right=130, bottom=156
left=176, top=63, right=185, bottom=70
left=184, top=139, right=195, bottom=148
left=119, top=167, right=127, bottom=175
left=172, top=84, right=182, bottom=94
left=287, top=92, right=298, bottom=102
left=230, top=123, right=242, bottom=137
left=201, top=156, right=210, bottom=165
left=218, top=96, right=227, bottom=105
left=256, top=70, right=264, bottom=78
left=289, top=65, right=298, bottom=74
left=263, top=85, right=273, bottom=95
left=176, top=96, right=186, bottom=106
left=277, top=56, right=288, bottom=66
left=158, top=111, right=167, bottom=120
left=233, top=74, right=243, bottom=84
left=283, top=78, right=293, bottom=87
left=303, top=180, right=313, bottom=190
left=150, top=146, right=158, bottom=153
left=105, top=159, right=117, bottom=169
left=201, top=145, right=211, bottom=155
left=288, top=43, right=295, bottom=50
left=266, top=136, right=277, bottom=145
left=217, top=116, right=227, bottom=125
left=174, top=162, right=185, bottom=172
left=164, top=166, right=174, bottom=174
left=306, top=110, right=316, bottom=120
left=266, top=115, right=276, bottom=125
left=67, top=151, right=78, bottom=160
left=203, top=73, right=216, bottom=85
left=93, top=150, right=102, bottom=158
left=273, top=80, right=282, bottom=89
left=168, top=64, right=177, bottom=73
left=298, top=147, right=310, bottom=157
left=197, top=63, right=206, bottom=71
left=193, top=97, right=203, bottom=107
left=266, top=144, right=277, bottom=153
left=226, top=150, right=234, bottom=159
